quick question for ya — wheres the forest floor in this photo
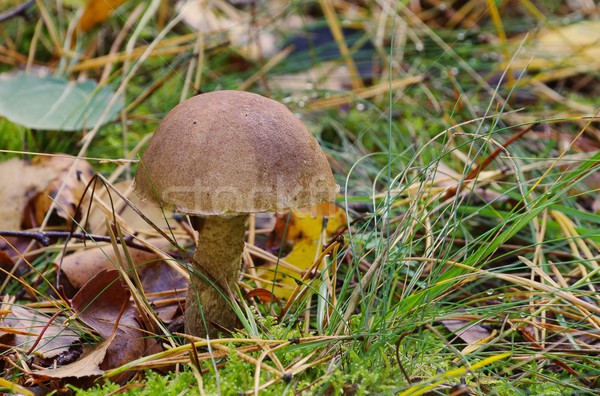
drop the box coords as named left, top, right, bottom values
left=1, top=1, right=600, bottom=395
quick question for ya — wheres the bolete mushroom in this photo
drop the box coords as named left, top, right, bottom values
left=134, top=90, right=338, bottom=337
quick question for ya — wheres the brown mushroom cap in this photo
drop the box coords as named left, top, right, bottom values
left=134, top=90, right=338, bottom=215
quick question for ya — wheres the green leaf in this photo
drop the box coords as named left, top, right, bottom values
left=0, top=72, right=123, bottom=131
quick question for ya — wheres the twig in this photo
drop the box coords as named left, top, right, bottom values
left=0, top=230, right=152, bottom=252
left=0, top=0, right=34, bottom=23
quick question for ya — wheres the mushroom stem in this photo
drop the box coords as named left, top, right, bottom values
left=186, top=214, right=248, bottom=337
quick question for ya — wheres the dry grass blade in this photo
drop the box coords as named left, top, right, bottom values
left=0, top=378, right=34, bottom=396
left=239, top=46, right=292, bottom=91
left=99, top=3, right=147, bottom=84
left=306, top=76, right=423, bottom=110
left=253, top=341, right=289, bottom=395
left=34, top=0, right=61, bottom=55
left=103, top=334, right=351, bottom=382
left=71, top=33, right=197, bottom=72
left=319, top=0, right=364, bottom=90
left=550, top=210, right=599, bottom=271
left=245, top=244, right=305, bottom=274
left=413, top=257, right=600, bottom=321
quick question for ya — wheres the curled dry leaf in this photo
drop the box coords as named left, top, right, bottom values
left=0, top=158, right=56, bottom=231
left=442, top=318, right=492, bottom=345
left=0, top=305, right=79, bottom=359
left=32, top=333, right=115, bottom=379
left=245, top=288, right=280, bottom=305
left=71, top=269, right=152, bottom=373
left=23, top=156, right=94, bottom=229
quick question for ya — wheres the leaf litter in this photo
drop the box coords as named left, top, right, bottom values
left=0, top=305, right=79, bottom=359
left=70, top=269, right=157, bottom=374
left=0, top=154, right=186, bottom=387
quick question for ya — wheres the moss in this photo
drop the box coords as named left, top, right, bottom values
left=73, top=370, right=200, bottom=396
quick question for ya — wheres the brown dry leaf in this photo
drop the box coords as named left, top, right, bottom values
left=24, top=156, right=94, bottom=229
left=0, top=250, right=15, bottom=284
left=32, top=332, right=115, bottom=379
left=77, top=0, right=130, bottom=33
left=59, top=238, right=171, bottom=290
left=0, top=235, right=39, bottom=268
left=442, top=319, right=492, bottom=344
left=60, top=236, right=185, bottom=323
left=0, top=305, right=79, bottom=359
left=442, top=318, right=498, bottom=362
left=71, top=269, right=148, bottom=371
left=271, top=63, right=355, bottom=92
left=139, top=259, right=187, bottom=324
left=0, top=158, right=56, bottom=230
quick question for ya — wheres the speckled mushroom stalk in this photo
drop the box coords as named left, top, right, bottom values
left=186, top=215, right=247, bottom=337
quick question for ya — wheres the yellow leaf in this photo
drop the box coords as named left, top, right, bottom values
left=257, top=203, right=346, bottom=299
left=78, top=0, right=129, bottom=32
left=510, top=20, right=600, bottom=77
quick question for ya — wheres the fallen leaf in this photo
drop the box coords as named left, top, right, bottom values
left=0, top=305, right=79, bottom=359
left=442, top=319, right=492, bottom=345
left=258, top=203, right=346, bottom=299
left=269, top=203, right=346, bottom=245
left=0, top=72, right=123, bottom=131
left=442, top=318, right=497, bottom=363
left=23, top=156, right=94, bottom=229
left=86, top=180, right=177, bottom=234
left=178, top=0, right=276, bottom=60
left=0, top=156, right=94, bottom=232
left=59, top=238, right=171, bottom=290
left=139, top=259, right=187, bottom=323
left=245, top=288, right=280, bottom=304
left=528, top=21, right=600, bottom=63
left=71, top=269, right=147, bottom=371
left=272, top=25, right=377, bottom=92
left=33, top=332, right=115, bottom=378
left=0, top=250, right=16, bottom=284
left=77, top=0, right=129, bottom=32
left=0, top=158, right=56, bottom=230
left=512, top=20, right=600, bottom=80
left=455, top=329, right=497, bottom=361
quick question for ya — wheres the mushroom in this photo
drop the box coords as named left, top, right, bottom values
left=134, top=90, right=338, bottom=337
